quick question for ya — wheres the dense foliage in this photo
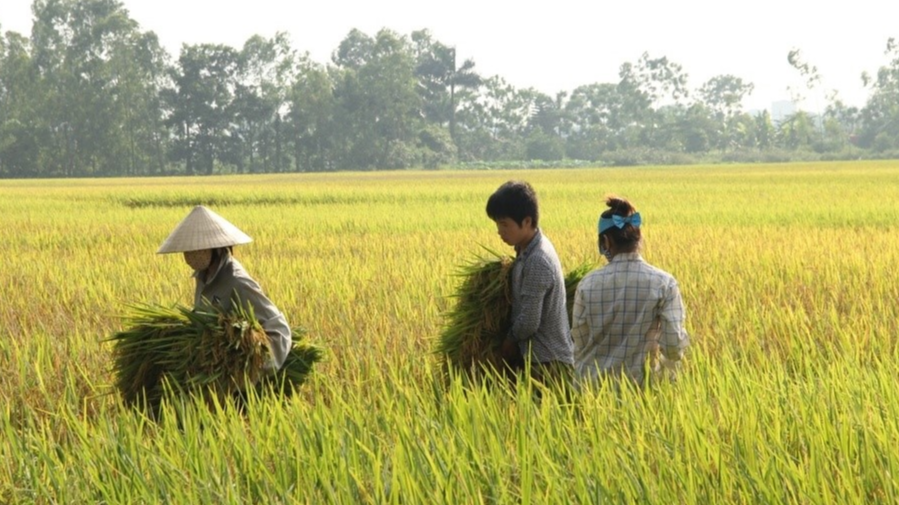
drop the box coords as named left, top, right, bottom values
left=1, top=0, right=898, bottom=177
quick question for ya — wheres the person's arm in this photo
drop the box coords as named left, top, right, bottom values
left=509, top=257, right=553, bottom=342
left=658, top=278, right=689, bottom=361
left=234, top=280, right=292, bottom=371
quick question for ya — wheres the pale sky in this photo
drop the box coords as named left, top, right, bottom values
left=3, top=0, right=897, bottom=112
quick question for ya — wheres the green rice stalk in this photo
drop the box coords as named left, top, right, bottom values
left=436, top=252, right=597, bottom=381
left=258, top=327, right=325, bottom=397
left=108, top=302, right=322, bottom=414
left=435, top=251, right=514, bottom=378
left=564, top=261, right=595, bottom=325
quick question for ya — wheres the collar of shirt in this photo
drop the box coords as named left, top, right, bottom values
left=515, top=228, right=543, bottom=259
left=191, top=250, right=232, bottom=284
left=610, top=251, right=643, bottom=264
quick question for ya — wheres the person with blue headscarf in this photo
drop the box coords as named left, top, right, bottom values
left=571, top=195, right=690, bottom=389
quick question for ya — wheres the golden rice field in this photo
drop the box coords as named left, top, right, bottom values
left=2, top=161, right=899, bottom=503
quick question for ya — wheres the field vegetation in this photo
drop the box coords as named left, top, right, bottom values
left=1, top=161, right=899, bottom=503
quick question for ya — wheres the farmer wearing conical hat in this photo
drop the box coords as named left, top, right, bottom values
left=158, top=206, right=291, bottom=372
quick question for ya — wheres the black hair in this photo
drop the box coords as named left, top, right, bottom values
left=600, top=195, right=641, bottom=252
left=485, top=180, right=539, bottom=228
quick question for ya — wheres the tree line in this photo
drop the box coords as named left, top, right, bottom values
left=1, top=0, right=898, bottom=177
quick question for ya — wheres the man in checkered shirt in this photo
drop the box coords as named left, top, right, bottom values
left=486, top=181, right=574, bottom=387
left=572, top=196, right=689, bottom=388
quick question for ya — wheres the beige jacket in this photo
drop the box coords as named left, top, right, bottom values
left=193, top=251, right=291, bottom=371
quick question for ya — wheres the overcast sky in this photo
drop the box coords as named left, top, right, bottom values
left=3, top=0, right=897, bottom=112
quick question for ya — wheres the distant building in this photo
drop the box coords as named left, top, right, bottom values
left=771, top=100, right=796, bottom=123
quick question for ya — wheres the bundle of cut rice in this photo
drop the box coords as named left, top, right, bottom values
left=436, top=251, right=596, bottom=378
left=109, top=303, right=322, bottom=413
left=435, top=252, right=514, bottom=376
left=564, top=261, right=594, bottom=325
left=257, top=326, right=324, bottom=397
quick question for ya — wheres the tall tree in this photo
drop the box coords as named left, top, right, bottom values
left=616, top=53, right=691, bottom=149
left=233, top=32, right=298, bottom=173
left=786, top=48, right=821, bottom=109
left=165, top=43, right=239, bottom=174
left=698, top=75, right=754, bottom=121
left=858, top=38, right=899, bottom=151
left=21, top=0, right=167, bottom=176
left=332, top=29, right=422, bottom=169
left=619, top=52, right=690, bottom=109
left=562, top=83, right=623, bottom=159
left=107, top=29, right=169, bottom=174
left=455, top=75, right=532, bottom=160
left=0, top=30, right=43, bottom=176
left=698, top=75, right=755, bottom=149
left=286, top=57, right=334, bottom=172
left=411, top=29, right=481, bottom=152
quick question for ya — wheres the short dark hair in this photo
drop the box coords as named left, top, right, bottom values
left=486, top=180, right=539, bottom=228
left=600, top=195, right=641, bottom=252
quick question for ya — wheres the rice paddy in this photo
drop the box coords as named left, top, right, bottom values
left=2, top=161, right=899, bottom=503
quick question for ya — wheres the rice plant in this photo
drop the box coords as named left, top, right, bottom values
left=435, top=250, right=514, bottom=377
left=3, top=162, right=899, bottom=503
left=435, top=249, right=595, bottom=379
left=108, top=302, right=321, bottom=414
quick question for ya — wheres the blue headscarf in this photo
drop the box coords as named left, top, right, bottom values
left=598, top=212, right=642, bottom=235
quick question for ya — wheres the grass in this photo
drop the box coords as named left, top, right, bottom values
left=1, top=161, right=899, bottom=503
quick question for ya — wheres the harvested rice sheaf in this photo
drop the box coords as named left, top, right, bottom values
left=258, top=326, right=324, bottom=396
left=109, top=303, right=322, bottom=413
left=435, top=252, right=515, bottom=375
left=436, top=251, right=596, bottom=378
left=564, top=261, right=594, bottom=324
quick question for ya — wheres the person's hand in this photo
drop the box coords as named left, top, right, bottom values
left=500, top=335, right=519, bottom=360
left=658, top=354, right=680, bottom=381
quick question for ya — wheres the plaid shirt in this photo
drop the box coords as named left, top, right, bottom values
left=194, top=252, right=292, bottom=371
left=510, top=229, right=574, bottom=364
left=571, top=252, right=689, bottom=386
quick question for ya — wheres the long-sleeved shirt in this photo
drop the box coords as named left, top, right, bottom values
left=509, top=229, right=574, bottom=364
left=193, top=252, right=291, bottom=371
left=572, top=252, right=689, bottom=387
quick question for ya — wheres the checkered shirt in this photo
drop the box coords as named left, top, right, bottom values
left=571, top=252, right=689, bottom=386
left=510, top=229, right=575, bottom=364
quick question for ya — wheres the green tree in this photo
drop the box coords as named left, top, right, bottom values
left=411, top=29, right=481, bottom=153
left=0, top=30, right=43, bottom=176
left=752, top=111, right=776, bottom=150
left=286, top=58, right=335, bottom=172
left=616, top=53, right=691, bottom=149
left=27, top=0, right=166, bottom=176
left=165, top=43, right=239, bottom=174
left=108, top=30, right=169, bottom=175
left=786, top=48, right=821, bottom=110
left=619, top=52, right=690, bottom=108
left=677, top=103, right=718, bottom=153
left=698, top=75, right=754, bottom=150
left=332, top=28, right=373, bottom=70
left=233, top=33, right=298, bottom=173
left=699, top=75, right=754, bottom=120
left=331, top=29, right=422, bottom=169
left=562, top=83, right=628, bottom=158
left=858, top=38, right=899, bottom=151
left=455, top=75, right=532, bottom=160
left=777, top=111, right=820, bottom=150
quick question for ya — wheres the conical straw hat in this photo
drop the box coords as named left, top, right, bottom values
left=157, top=206, right=253, bottom=254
